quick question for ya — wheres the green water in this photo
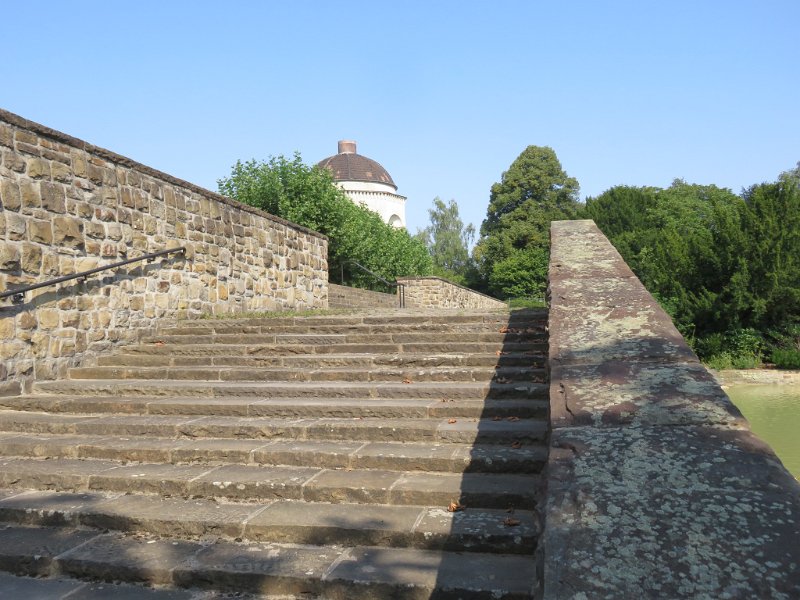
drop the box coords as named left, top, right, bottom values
left=726, top=384, right=800, bottom=479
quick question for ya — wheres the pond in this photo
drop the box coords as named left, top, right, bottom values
left=726, top=384, right=800, bottom=479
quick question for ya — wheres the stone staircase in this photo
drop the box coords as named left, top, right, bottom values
left=0, top=308, right=549, bottom=599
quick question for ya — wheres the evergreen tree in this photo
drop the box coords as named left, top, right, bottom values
left=473, top=146, right=580, bottom=299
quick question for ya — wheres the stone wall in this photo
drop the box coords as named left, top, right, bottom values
left=396, top=276, right=506, bottom=310
left=328, top=283, right=397, bottom=309
left=0, top=109, right=328, bottom=395
left=542, top=220, right=800, bottom=598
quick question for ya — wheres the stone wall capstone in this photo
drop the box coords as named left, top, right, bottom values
left=397, top=276, right=506, bottom=310
left=0, top=109, right=328, bottom=395
left=542, top=219, right=800, bottom=598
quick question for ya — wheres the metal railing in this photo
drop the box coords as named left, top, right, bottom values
left=339, top=260, right=405, bottom=308
left=0, top=247, right=186, bottom=305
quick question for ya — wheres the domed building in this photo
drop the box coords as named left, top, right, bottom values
left=317, top=140, right=406, bottom=228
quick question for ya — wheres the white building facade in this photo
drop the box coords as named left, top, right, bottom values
left=317, top=141, right=406, bottom=228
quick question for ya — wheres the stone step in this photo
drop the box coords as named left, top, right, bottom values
left=32, top=379, right=549, bottom=400
left=0, top=490, right=540, bottom=554
left=96, top=351, right=546, bottom=369
left=156, top=321, right=546, bottom=336
left=0, top=433, right=547, bottom=473
left=122, top=341, right=548, bottom=356
left=0, top=395, right=548, bottom=420
left=68, top=365, right=547, bottom=384
left=0, top=525, right=537, bottom=598
left=0, top=571, right=202, bottom=599
left=141, top=331, right=543, bottom=346
left=0, top=458, right=540, bottom=508
left=0, top=410, right=549, bottom=445
left=163, top=310, right=546, bottom=329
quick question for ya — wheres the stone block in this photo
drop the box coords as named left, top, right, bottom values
left=28, top=219, right=53, bottom=244
left=0, top=241, right=21, bottom=271
left=26, top=157, right=50, bottom=179
left=84, top=221, right=106, bottom=239
left=20, top=181, right=40, bottom=208
left=52, top=215, right=84, bottom=249
left=4, top=212, right=26, bottom=240
left=51, top=161, right=71, bottom=182
left=20, top=242, right=42, bottom=274
left=0, top=123, right=12, bottom=147
left=38, top=308, right=60, bottom=330
left=40, top=181, right=66, bottom=213
left=0, top=179, right=21, bottom=210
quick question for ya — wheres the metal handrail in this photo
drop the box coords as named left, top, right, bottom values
left=340, top=260, right=405, bottom=308
left=0, top=247, right=186, bottom=305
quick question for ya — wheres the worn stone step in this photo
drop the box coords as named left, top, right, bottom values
left=0, top=395, right=548, bottom=420
left=68, top=365, right=547, bottom=384
left=164, top=310, right=546, bottom=329
left=96, top=352, right=546, bottom=369
left=0, top=458, right=540, bottom=508
left=0, top=571, right=200, bottom=599
left=0, top=410, right=549, bottom=445
left=157, top=319, right=546, bottom=335
left=122, top=341, right=548, bottom=356
left=0, top=433, right=547, bottom=473
left=32, top=379, right=549, bottom=400
left=142, top=331, right=543, bottom=346
left=0, top=491, right=539, bottom=554
left=0, top=525, right=537, bottom=598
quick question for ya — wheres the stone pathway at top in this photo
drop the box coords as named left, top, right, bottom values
left=0, top=308, right=548, bottom=599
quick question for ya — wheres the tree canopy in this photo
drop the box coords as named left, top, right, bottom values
left=583, top=174, right=800, bottom=366
left=415, top=197, right=475, bottom=284
left=473, top=145, right=580, bottom=299
left=218, top=154, right=432, bottom=288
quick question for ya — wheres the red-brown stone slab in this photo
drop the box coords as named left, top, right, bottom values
left=542, top=426, right=800, bottom=599
left=549, top=361, right=745, bottom=429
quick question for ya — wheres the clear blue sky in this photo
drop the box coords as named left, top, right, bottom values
left=3, top=1, right=797, bottom=236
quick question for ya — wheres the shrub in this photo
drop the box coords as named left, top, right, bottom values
left=771, top=348, right=800, bottom=370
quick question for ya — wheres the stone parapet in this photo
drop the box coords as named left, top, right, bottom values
left=328, top=283, right=396, bottom=309
left=397, top=276, right=506, bottom=310
left=542, top=219, right=800, bottom=598
left=0, top=109, right=327, bottom=394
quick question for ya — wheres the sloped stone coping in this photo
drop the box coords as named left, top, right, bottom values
left=541, top=220, right=800, bottom=598
left=396, top=276, right=507, bottom=309
left=715, top=369, right=800, bottom=386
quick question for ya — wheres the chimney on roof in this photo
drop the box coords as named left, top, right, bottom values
left=338, top=140, right=357, bottom=154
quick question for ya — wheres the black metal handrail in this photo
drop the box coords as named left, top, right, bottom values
left=340, top=260, right=405, bottom=308
left=0, top=247, right=186, bottom=305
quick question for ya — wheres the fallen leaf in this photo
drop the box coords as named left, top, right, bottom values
left=499, top=326, right=509, bottom=333
left=511, top=441, right=522, bottom=449
left=440, top=398, right=448, bottom=403
left=495, top=377, right=511, bottom=384
left=506, top=416, right=520, bottom=422
left=448, top=418, right=457, bottom=424
left=154, top=341, right=165, bottom=346
left=492, top=416, right=502, bottom=421
left=503, top=517, right=521, bottom=527
left=495, top=350, right=502, bottom=356
left=402, top=378, right=413, bottom=384
left=447, top=500, right=465, bottom=513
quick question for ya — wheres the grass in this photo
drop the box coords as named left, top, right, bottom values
left=508, top=297, right=548, bottom=309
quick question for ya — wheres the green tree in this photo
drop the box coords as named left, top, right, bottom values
left=473, top=146, right=580, bottom=298
left=218, top=154, right=432, bottom=288
left=415, top=197, right=475, bottom=283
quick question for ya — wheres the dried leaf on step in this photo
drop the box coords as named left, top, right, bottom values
left=154, top=341, right=165, bottom=346
left=511, top=441, right=522, bottom=449
left=448, top=418, right=457, bottom=424
left=503, top=517, right=521, bottom=527
left=492, top=416, right=502, bottom=421
left=499, top=326, right=509, bottom=333
left=506, top=416, right=520, bottom=422
left=447, top=500, right=465, bottom=512
left=495, top=377, right=511, bottom=384
left=402, top=378, right=413, bottom=384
